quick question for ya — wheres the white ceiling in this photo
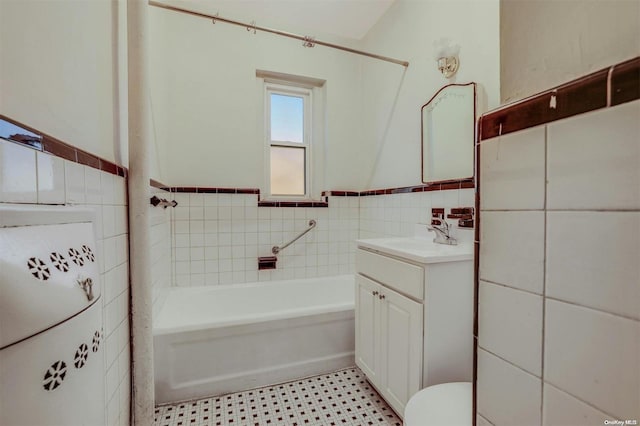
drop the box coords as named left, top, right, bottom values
left=190, top=0, right=396, bottom=40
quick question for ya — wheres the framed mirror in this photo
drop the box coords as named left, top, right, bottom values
left=421, top=82, right=476, bottom=183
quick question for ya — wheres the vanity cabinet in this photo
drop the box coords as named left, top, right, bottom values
left=355, top=243, right=473, bottom=418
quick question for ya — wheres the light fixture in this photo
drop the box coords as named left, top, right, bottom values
left=433, top=38, right=460, bottom=78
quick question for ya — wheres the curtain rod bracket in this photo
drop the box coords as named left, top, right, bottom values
left=303, top=36, right=316, bottom=48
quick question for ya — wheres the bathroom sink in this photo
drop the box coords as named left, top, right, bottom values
left=356, top=237, right=473, bottom=264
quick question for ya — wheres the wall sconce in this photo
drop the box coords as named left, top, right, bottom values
left=433, top=38, right=460, bottom=78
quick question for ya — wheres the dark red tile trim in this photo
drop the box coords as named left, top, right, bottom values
left=168, top=187, right=261, bottom=194
left=611, top=57, right=640, bottom=106
left=0, top=115, right=126, bottom=177
left=480, top=56, right=639, bottom=141
left=76, top=149, right=101, bottom=169
left=359, top=178, right=474, bottom=196
left=42, top=136, right=76, bottom=162
left=100, top=159, right=119, bottom=175
left=258, top=200, right=329, bottom=208
left=322, top=190, right=360, bottom=197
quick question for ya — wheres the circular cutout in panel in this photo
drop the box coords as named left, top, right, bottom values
left=74, top=343, right=89, bottom=369
left=28, top=257, right=51, bottom=281
left=82, top=245, right=95, bottom=262
left=92, top=331, right=101, bottom=353
left=43, top=361, right=67, bottom=391
left=68, top=248, right=85, bottom=266
left=50, top=252, right=70, bottom=272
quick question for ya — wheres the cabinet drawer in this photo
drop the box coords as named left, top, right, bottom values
left=356, top=249, right=424, bottom=300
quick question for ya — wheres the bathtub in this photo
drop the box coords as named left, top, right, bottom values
left=153, top=275, right=355, bottom=404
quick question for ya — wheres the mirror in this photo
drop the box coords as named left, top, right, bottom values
left=421, top=82, right=476, bottom=183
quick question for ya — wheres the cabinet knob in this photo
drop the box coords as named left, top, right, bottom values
left=372, top=291, right=379, bottom=296
left=379, top=294, right=385, bottom=300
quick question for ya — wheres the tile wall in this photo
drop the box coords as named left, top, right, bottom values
left=0, top=139, right=131, bottom=426
left=359, top=188, right=475, bottom=239
left=168, top=193, right=358, bottom=286
left=477, top=100, right=640, bottom=425
left=150, top=186, right=172, bottom=317
left=167, top=187, right=477, bottom=286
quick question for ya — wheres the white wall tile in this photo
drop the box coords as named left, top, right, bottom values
left=0, top=140, right=38, bottom=203
left=85, top=166, right=103, bottom=204
left=479, top=281, right=543, bottom=376
left=545, top=299, right=640, bottom=418
left=64, top=160, right=86, bottom=204
left=106, top=389, right=120, bottom=426
left=543, top=384, right=610, bottom=426
left=103, top=205, right=116, bottom=238
left=477, top=349, right=541, bottom=426
left=113, top=176, right=127, bottom=206
left=476, top=414, right=494, bottom=426
left=547, top=100, right=640, bottom=210
left=479, top=211, right=545, bottom=294
left=547, top=211, right=640, bottom=319
left=36, top=151, right=65, bottom=204
left=101, top=171, right=115, bottom=205
left=114, top=206, right=128, bottom=236
left=480, top=126, right=546, bottom=210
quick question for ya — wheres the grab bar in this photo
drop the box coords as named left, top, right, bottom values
left=272, top=219, right=316, bottom=255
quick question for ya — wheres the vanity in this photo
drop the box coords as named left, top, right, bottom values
left=355, top=233, right=474, bottom=417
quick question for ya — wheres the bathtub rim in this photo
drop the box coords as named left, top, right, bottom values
left=153, top=274, right=355, bottom=336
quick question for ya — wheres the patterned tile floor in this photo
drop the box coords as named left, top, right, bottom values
left=154, top=367, right=402, bottom=426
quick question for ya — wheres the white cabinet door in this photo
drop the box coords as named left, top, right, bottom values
left=355, top=275, right=380, bottom=383
left=378, top=285, right=423, bottom=415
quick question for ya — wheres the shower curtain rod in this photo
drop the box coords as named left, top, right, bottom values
left=148, top=1, right=409, bottom=68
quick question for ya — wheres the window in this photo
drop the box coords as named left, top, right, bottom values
left=265, top=84, right=312, bottom=198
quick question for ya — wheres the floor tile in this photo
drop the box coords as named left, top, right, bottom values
left=155, top=367, right=402, bottom=426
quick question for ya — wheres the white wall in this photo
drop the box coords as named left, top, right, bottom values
left=361, top=0, right=501, bottom=190
left=0, top=0, right=128, bottom=167
left=500, top=0, right=640, bottom=103
left=149, top=2, right=366, bottom=191
left=149, top=0, right=500, bottom=192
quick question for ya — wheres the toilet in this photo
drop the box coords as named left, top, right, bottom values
left=403, top=382, right=472, bottom=426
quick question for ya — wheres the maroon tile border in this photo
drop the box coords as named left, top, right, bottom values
left=322, top=190, right=360, bottom=197
left=76, top=149, right=101, bottom=169
left=1, top=114, right=127, bottom=177
left=258, top=200, right=329, bottom=208
left=480, top=56, right=639, bottom=141
left=162, top=178, right=474, bottom=206
left=359, top=178, right=474, bottom=196
left=168, top=187, right=261, bottom=195
left=611, top=57, right=640, bottom=106
left=42, top=136, right=76, bottom=162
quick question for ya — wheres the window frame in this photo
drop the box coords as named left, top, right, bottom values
left=264, top=82, right=313, bottom=200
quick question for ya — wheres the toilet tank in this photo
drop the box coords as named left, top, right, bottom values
left=0, top=205, right=105, bottom=426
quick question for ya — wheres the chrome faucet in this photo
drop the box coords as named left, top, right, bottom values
left=428, top=220, right=458, bottom=245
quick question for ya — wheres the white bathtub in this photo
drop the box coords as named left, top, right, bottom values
left=153, top=275, right=355, bottom=404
